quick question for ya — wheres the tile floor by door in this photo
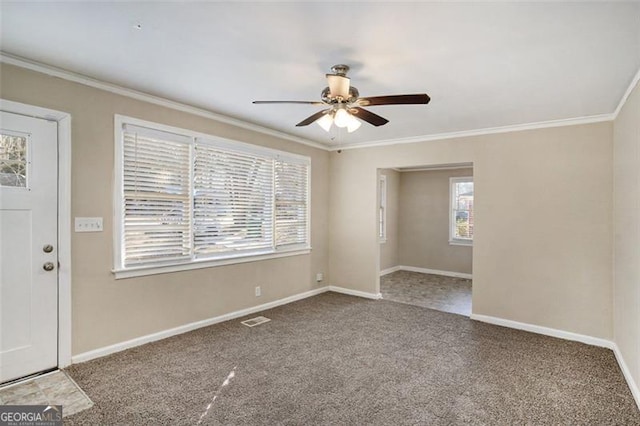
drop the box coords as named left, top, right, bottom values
left=381, top=270, right=472, bottom=316
left=0, top=370, right=93, bottom=417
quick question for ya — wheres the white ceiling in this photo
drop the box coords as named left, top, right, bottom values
left=1, top=2, right=639, bottom=148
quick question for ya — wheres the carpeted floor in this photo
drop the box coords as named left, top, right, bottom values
left=381, top=270, right=472, bottom=316
left=65, top=293, right=639, bottom=425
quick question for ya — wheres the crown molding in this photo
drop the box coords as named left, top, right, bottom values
left=3, top=52, right=630, bottom=154
left=395, top=163, right=474, bottom=173
left=0, top=52, right=329, bottom=151
left=613, top=65, right=640, bottom=119
left=329, top=113, right=615, bottom=151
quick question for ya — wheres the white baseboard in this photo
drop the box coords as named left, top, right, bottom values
left=470, top=313, right=640, bottom=410
left=328, top=285, right=382, bottom=300
left=612, top=342, right=640, bottom=410
left=72, top=286, right=329, bottom=364
left=390, top=265, right=473, bottom=280
left=470, top=313, right=613, bottom=349
left=380, top=266, right=402, bottom=276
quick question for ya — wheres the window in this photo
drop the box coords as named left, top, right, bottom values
left=378, top=174, right=387, bottom=242
left=0, top=132, right=28, bottom=188
left=450, top=176, right=474, bottom=245
left=114, top=117, right=310, bottom=278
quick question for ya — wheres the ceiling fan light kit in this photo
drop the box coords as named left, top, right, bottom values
left=316, top=113, right=334, bottom=132
left=253, top=64, right=430, bottom=134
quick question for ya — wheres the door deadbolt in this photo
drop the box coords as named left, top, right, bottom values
left=43, top=262, right=55, bottom=271
left=43, top=244, right=54, bottom=253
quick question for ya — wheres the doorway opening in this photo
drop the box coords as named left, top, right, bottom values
left=377, top=163, right=473, bottom=316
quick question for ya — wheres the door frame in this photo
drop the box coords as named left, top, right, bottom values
left=1, top=99, right=72, bottom=369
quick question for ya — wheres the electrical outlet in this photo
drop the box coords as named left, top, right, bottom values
left=255, top=286, right=261, bottom=297
left=75, top=217, right=103, bottom=232
left=316, top=273, right=324, bottom=282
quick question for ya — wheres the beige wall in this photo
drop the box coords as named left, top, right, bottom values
left=330, top=122, right=613, bottom=339
left=379, top=169, right=399, bottom=271
left=614, top=80, right=640, bottom=391
left=0, top=63, right=330, bottom=355
left=398, top=168, right=473, bottom=274
left=0, top=60, right=626, bottom=357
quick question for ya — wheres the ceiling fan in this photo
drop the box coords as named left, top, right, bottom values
left=253, top=64, right=431, bottom=133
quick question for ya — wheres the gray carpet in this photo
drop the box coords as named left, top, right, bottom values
left=65, top=293, right=639, bottom=425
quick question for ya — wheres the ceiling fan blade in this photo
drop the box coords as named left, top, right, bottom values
left=350, top=107, right=389, bottom=127
left=296, top=109, right=330, bottom=127
left=253, top=100, right=325, bottom=105
left=357, top=94, right=431, bottom=106
left=326, top=74, right=350, bottom=98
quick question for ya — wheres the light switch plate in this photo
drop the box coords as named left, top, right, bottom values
left=75, top=217, right=103, bottom=232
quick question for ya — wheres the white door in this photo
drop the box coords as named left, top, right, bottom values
left=0, top=111, right=58, bottom=383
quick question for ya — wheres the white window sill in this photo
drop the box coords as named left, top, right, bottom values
left=449, top=239, right=473, bottom=247
left=113, top=247, right=311, bottom=279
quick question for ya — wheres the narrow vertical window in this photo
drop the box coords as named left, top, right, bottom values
left=275, top=158, right=310, bottom=248
left=450, top=176, right=474, bottom=245
left=121, top=125, right=192, bottom=267
left=379, top=174, right=387, bottom=242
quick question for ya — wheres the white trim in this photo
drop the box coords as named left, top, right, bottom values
left=114, top=248, right=311, bottom=279
left=380, top=265, right=402, bottom=276
left=469, top=313, right=640, bottom=410
left=328, top=285, right=382, bottom=300
left=330, top=113, right=614, bottom=151
left=56, top=115, right=72, bottom=368
left=72, top=286, right=329, bottom=364
left=611, top=342, right=640, bottom=410
left=71, top=284, right=383, bottom=364
left=0, top=99, right=73, bottom=369
left=613, top=66, right=640, bottom=119
left=398, top=265, right=473, bottom=280
left=4, top=52, right=633, bottom=153
left=115, top=115, right=312, bottom=163
left=450, top=176, right=474, bottom=245
left=470, top=313, right=613, bottom=349
left=396, top=163, right=473, bottom=173
left=0, top=52, right=326, bottom=151
left=449, top=240, right=473, bottom=246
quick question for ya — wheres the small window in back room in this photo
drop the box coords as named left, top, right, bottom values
left=450, top=177, right=473, bottom=245
left=379, top=174, right=387, bottom=242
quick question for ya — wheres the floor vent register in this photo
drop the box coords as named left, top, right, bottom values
left=241, top=316, right=271, bottom=327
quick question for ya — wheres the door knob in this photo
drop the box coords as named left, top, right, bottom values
left=43, top=244, right=54, bottom=253
left=43, top=262, right=55, bottom=271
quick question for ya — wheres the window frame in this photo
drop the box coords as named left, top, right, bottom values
left=449, top=176, right=474, bottom=246
left=378, top=174, right=387, bottom=243
left=113, top=115, right=311, bottom=279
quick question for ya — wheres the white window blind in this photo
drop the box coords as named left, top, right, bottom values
left=194, top=141, right=274, bottom=256
left=115, top=117, right=311, bottom=275
left=275, top=159, right=309, bottom=247
left=122, top=125, right=192, bottom=267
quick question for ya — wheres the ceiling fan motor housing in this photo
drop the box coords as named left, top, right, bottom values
left=321, top=86, right=359, bottom=104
